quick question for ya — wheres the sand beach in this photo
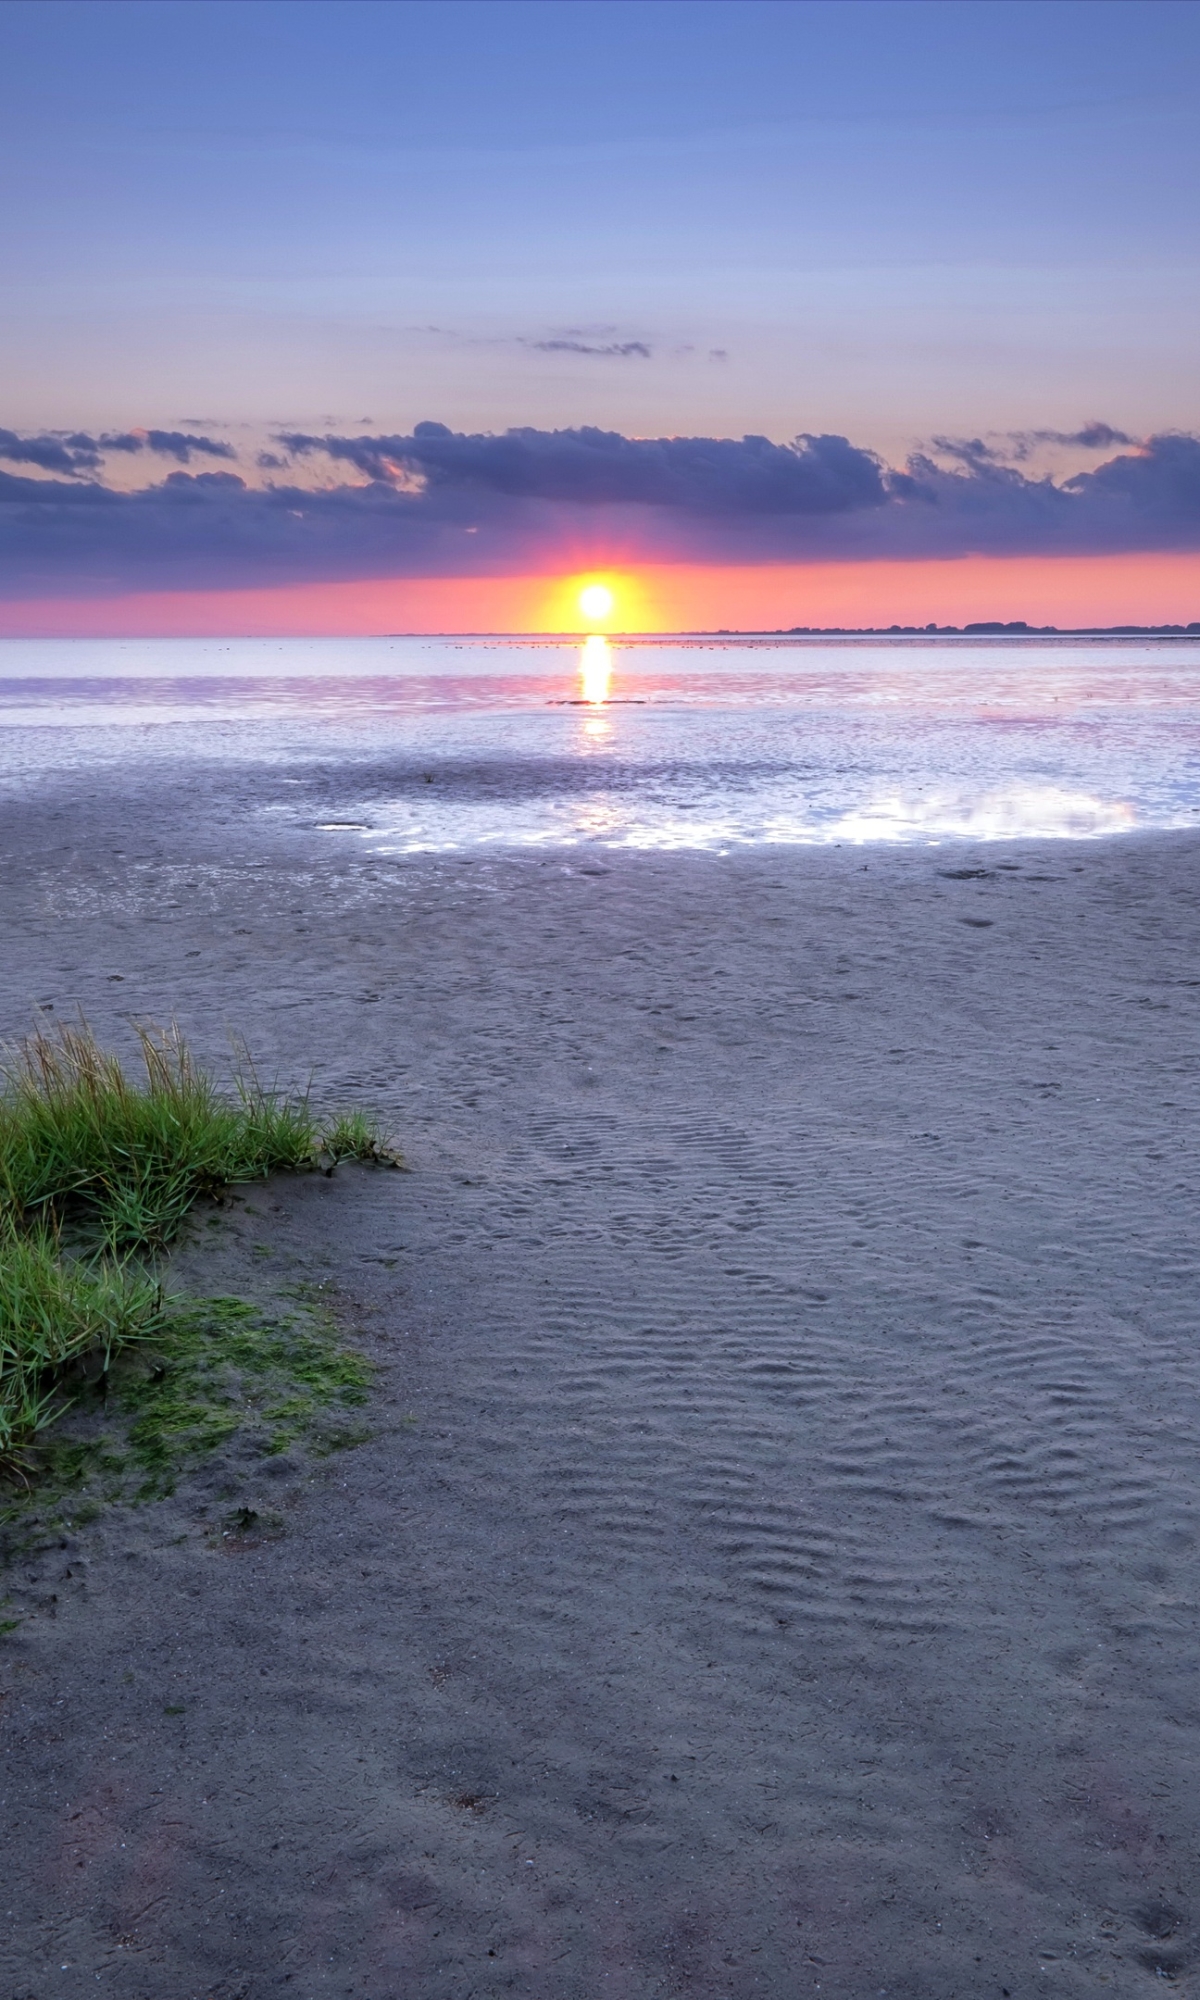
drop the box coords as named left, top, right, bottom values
left=2, top=756, right=1199, bottom=1997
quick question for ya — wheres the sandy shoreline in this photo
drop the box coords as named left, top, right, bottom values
left=3, top=760, right=1200, bottom=1997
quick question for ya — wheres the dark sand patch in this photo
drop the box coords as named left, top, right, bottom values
left=1, top=765, right=1199, bottom=1996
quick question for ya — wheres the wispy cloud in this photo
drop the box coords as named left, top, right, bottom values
left=528, top=338, right=652, bottom=358
left=129, top=430, right=238, bottom=464
left=0, top=427, right=236, bottom=477
left=402, top=323, right=663, bottom=360
left=1029, top=422, right=1135, bottom=451
left=931, top=423, right=1137, bottom=468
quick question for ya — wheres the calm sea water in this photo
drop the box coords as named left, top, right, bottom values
left=3, top=633, right=1200, bottom=851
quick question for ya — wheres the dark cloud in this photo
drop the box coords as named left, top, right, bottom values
left=929, top=435, right=1002, bottom=467
left=932, top=423, right=1137, bottom=466
left=528, top=340, right=652, bottom=358
left=868, top=433, right=1200, bottom=559
left=1032, top=422, right=1135, bottom=451
left=277, top=424, right=888, bottom=516
left=1063, top=430, right=1200, bottom=512
left=100, top=429, right=237, bottom=464
left=0, top=430, right=105, bottom=475
left=161, top=469, right=246, bottom=490
left=0, top=427, right=236, bottom=477
left=1, top=423, right=1199, bottom=599
left=141, top=430, right=238, bottom=463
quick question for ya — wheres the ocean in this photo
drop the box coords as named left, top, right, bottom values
left=2, top=632, right=1200, bottom=851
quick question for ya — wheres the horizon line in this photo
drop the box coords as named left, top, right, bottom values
left=5, top=621, right=1200, bottom=643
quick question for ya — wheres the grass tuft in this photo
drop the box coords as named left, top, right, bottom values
left=0, top=1017, right=321, bottom=1248
left=0, top=1215, right=167, bottom=1468
left=320, top=1108, right=403, bottom=1169
left=0, top=1018, right=391, bottom=1475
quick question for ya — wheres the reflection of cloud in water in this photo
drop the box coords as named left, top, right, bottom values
left=585, top=785, right=1136, bottom=850
left=823, top=784, right=1137, bottom=844
left=368, top=783, right=1140, bottom=855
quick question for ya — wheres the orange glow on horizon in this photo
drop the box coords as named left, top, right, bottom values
left=1, top=551, right=1198, bottom=638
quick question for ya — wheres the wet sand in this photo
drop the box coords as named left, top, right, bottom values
left=2, top=760, right=1200, bottom=1998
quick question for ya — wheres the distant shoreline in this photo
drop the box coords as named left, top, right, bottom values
left=370, top=622, right=1200, bottom=640
left=772, top=620, right=1200, bottom=636
left=6, top=626, right=1197, bottom=646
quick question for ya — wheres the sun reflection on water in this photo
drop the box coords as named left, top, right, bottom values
left=580, top=634, right=612, bottom=705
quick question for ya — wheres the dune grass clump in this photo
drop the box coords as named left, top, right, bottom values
left=0, top=1019, right=328, bottom=1248
left=0, top=1017, right=391, bottom=1471
left=0, top=1216, right=167, bottom=1467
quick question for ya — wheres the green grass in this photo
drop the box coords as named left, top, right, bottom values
left=0, top=1017, right=393, bottom=1476
left=117, top=1294, right=374, bottom=1497
left=0, top=1017, right=391, bottom=1247
left=0, top=1216, right=168, bottom=1468
left=0, top=1293, right=375, bottom=1540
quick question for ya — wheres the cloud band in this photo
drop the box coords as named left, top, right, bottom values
left=1, top=422, right=1198, bottom=598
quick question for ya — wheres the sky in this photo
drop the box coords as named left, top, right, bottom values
left=2, top=0, right=1199, bottom=633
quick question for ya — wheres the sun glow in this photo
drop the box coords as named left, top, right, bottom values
left=580, top=633, right=612, bottom=704
left=579, top=581, right=615, bottom=622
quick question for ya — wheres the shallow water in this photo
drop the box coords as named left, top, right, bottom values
left=3, top=632, right=1200, bottom=848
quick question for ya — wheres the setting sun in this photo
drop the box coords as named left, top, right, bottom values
left=579, top=582, right=615, bottom=621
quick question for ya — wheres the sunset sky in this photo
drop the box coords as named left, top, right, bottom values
left=3, top=0, right=1199, bottom=633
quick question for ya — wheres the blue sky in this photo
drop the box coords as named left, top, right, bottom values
left=3, top=0, right=1199, bottom=452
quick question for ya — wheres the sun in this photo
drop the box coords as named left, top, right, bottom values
left=579, top=582, right=615, bottom=622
